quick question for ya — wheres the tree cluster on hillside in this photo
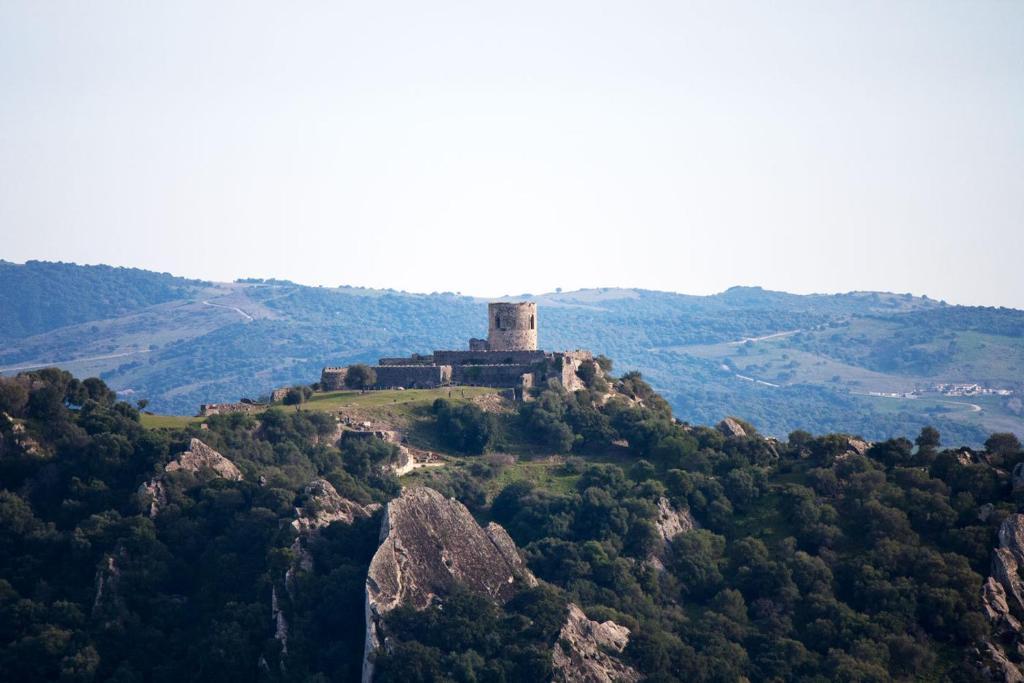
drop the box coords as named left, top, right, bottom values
left=1, top=366, right=1023, bottom=681
left=0, top=261, right=201, bottom=341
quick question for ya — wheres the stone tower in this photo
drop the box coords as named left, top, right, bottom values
left=487, top=302, right=537, bottom=351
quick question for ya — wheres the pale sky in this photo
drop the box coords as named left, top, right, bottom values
left=1, top=1, right=1022, bottom=306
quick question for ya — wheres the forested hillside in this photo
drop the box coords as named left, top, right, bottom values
left=1, top=366, right=1022, bottom=681
left=0, top=261, right=202, bottom=341
left=1, top=261, right=1021, bottom=444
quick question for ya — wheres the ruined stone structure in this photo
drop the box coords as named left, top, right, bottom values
left=487, top=301, right=537, bottom=352
left=320, top=367, right=348, bottom=391
left=197, top=401, right=264, bottom=417
left=321, top=302, right=595, bottom=396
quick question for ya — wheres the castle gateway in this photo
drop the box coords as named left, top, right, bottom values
left=321, top=302, right=592, bottom=396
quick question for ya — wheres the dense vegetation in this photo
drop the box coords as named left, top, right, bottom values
left=0, top=261, right=201, bottom=341
left=1, top=365, right=1022, bottom=681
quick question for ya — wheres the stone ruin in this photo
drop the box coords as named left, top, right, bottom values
left=322, top=302, right=596, bottom=398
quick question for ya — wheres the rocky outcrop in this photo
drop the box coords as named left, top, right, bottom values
left=363, top=487, right=537, bottom=682
left=645, top=497, right=697, bottom=572
left=292, top=479, right=379, bottom=535
left=552, top=604, right=640, bottom=683
left=654, top=496, right=697, bottom=547
left=0, top=412, right=47, bottom=458
left=138, top=438, right=243, bottom=516
left=978, top=514, right=1024, bottom=681
left=165, top=438, right=244, bottom=480
left=717, top=417, right=747, bottom=438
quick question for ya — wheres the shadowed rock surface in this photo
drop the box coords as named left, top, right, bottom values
left=292, top=478, right=380, bottom=535
left=552, top=604, right=641, bottom=683
left=979, top=514, right=1024, bottom=681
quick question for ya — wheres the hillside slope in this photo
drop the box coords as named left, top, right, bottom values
left=1, top=261, right=1021, bottom=443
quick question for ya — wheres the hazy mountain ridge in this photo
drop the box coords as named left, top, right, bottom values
left=0, top=261, right=1021, bottom=443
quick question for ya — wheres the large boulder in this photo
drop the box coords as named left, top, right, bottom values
left=552, top=604, right=641, bottom=683
left=363, top=487, right=537, bottom=681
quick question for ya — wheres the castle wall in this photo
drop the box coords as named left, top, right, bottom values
left=378, top=354, right=435, bottom=366
left=373, top=365, right=451, bottom=389
left=433, top=349, right=546, bottom=366
left=451, top=364, right=534, bottom=387
left=487, top=302, right=538, bottom=351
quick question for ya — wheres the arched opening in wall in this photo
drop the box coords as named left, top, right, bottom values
left=495, top=316, right=501, bottom=329
left=530, top=315, right=535, bottom=330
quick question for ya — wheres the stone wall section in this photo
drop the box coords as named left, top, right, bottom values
left=373, top=364, right=451, bottom=389
left=320, top=367, right=348, bottom=390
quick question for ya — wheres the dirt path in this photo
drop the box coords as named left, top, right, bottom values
left=727, top=329, right=802, bottom=346
left=201, top=298, right=254, bottom=321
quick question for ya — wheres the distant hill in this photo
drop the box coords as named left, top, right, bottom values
left=1, top=261, right=1022, bottom=444
left=0, top=260, right=203, bottom=341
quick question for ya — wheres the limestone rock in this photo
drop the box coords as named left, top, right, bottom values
left=978, top=514, right=1024, bottom=680
left=138, top=438, right=243, bottom=516
left=165, top=438, right=244, bottom=480
left=291, top=478, right=379, bottom=534
left=717, top=417, right=747, bottom=438
left=551, top=604, right=641, bottom=683
left=363, top=487, right=537, bottom=681
left=844, top=437, right=870, bottom=457
left=653, top=496, right=697, bottom=547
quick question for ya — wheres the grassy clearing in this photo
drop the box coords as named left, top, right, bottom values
left=139, top=387, right=499, bottom=432
left=292, top=387, right=498, bottom=414
left=140, top=414, right=205, bottom=429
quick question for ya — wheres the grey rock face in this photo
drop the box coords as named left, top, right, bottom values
left=551, top=604, right=640, bottom=683
left=165, top=438, right=244, bottom=480
left=979, top=514, right=1024, bottom=680
left=292, top=478, right=380, bottom=535
left=363, top=487, right=537, bottom=681
left=717, top=417, right=747, bottom=438
left=654, top=496, right=696, bottom=547
left=137, top=438, right=243, bottom=516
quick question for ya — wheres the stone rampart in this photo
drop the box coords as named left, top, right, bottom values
left=433, top=349, right=546, bottom=366
left=373, top=365, right=451, bottom=389
left=378, top=354, right=435, bottom=367
left=452, top=364, right=534, bottom=387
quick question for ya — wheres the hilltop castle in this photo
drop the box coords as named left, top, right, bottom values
left=321, top=302, right=593, bottom=398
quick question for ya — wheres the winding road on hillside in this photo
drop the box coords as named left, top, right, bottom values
left=201, top=298, right=254, bottom=321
